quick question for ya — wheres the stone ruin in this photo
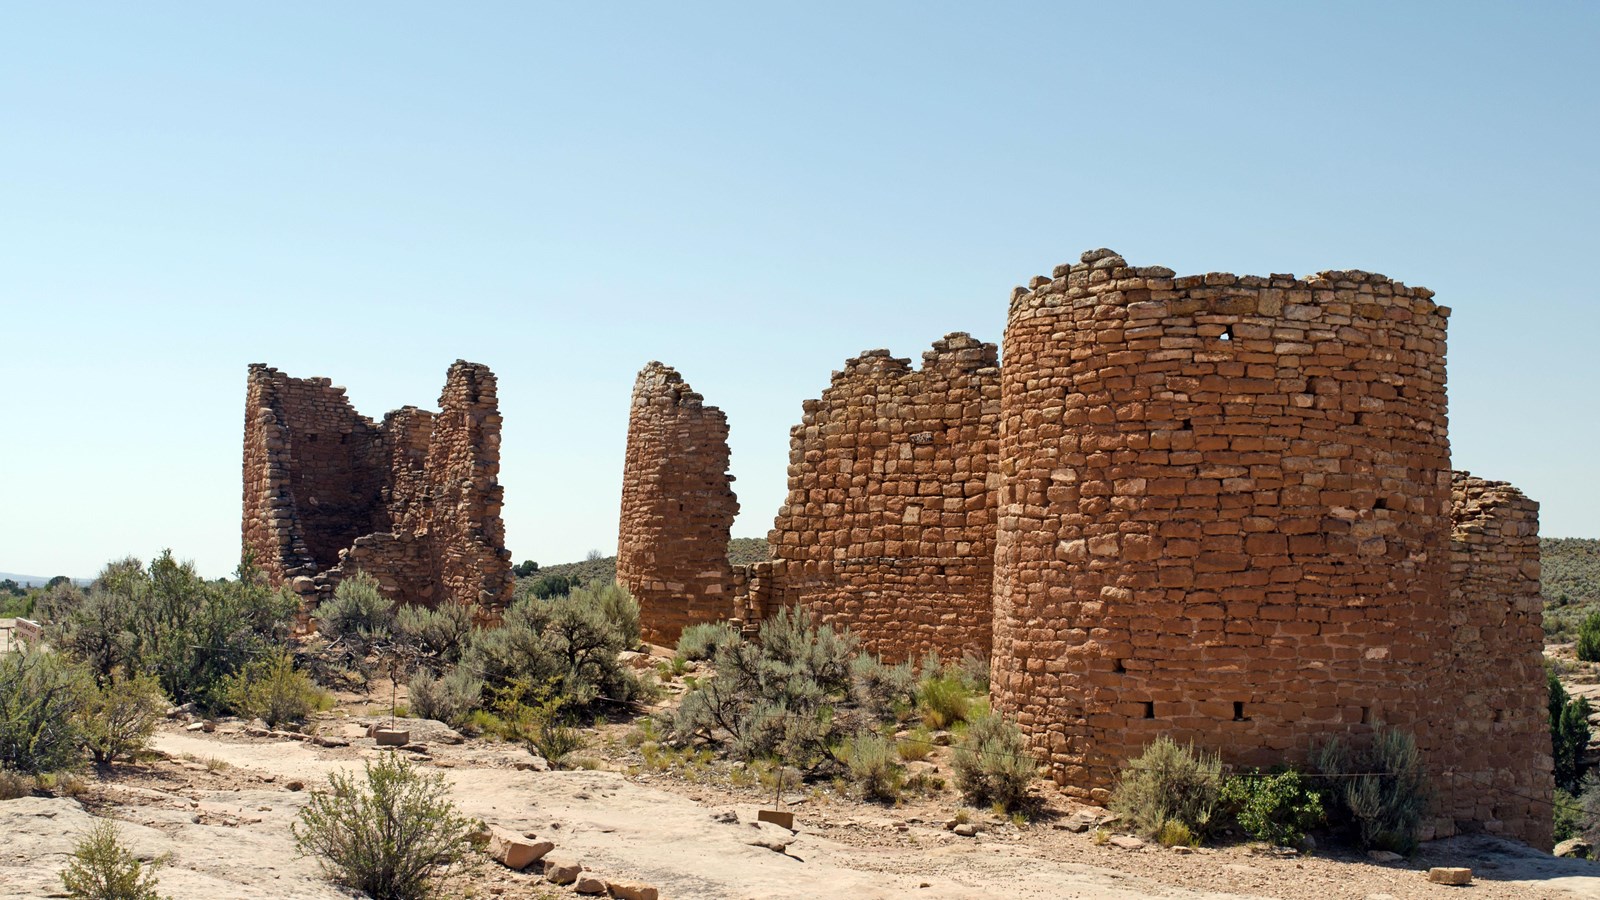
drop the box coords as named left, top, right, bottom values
left=617, top=249, right=1553, bottom=847
left=615, top=362, right=740, bottom=645
left=242, top=360, right=513, bottom=614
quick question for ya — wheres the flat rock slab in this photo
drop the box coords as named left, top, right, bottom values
left=1428, top=866, right=1473, bottom=885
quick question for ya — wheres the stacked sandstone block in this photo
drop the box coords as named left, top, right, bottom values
left=241, top=361, right=513, bottom=615
left=616, top=362, right=740, bottom=645
left=1435, top=473, right=1550, bottom=846
left=764, top=333, right=1000, bottom=663
left=989, top=249, right=1548, bottom=847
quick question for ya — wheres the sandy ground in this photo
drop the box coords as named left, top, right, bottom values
left=4, top=715, right=1598, bottom=900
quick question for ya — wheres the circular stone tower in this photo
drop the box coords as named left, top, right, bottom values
left=990, top=249, right=1452, bottom=802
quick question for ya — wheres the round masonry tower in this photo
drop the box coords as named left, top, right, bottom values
left=990, top=248, right=1454, bottom=802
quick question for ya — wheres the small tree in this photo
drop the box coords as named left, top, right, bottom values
left=1550, top=669, right=1592, bottom=792
left=293, top=754, right=473, bottom=900
left=79, top=675, right=168, bottom=768
left=59, top=820, right=166, bottom=900
left=1579, top=611, right=1600, bottom=663
left=0, top=648, right=89, bottom=774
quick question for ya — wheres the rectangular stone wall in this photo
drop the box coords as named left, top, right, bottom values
left=763, top=333, right=1000, bottom=663
left=1434, top=473, right=1552, bottom=847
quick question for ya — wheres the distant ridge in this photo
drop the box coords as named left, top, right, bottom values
left=0, top=572, right=84, bottom=588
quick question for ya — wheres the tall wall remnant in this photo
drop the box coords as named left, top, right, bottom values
left=989, top=248, right=1549, bottom=847
left=1440, top=473, right=1550, bottom=846
left=242, top=360, right=513, bottom=614
left=616, top=362, right=740, bottom=645
left=757, top=333, right=1001, bottom=662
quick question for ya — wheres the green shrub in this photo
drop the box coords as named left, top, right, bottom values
left=917, top=673, right=973, bottom=729
left=59, top=819, right=166, bottom=900
left=394, top=604, right=475, bottom=669
left=223, top=651, right=327, bottom=728
left=1556, top=787, right=1584, bottom=842
left=1155, top=819, right=1195, bottom=848
left=406, top=668, right=483, bottom=726
left=1551, top=669, right=1592, bottom=792
left=52, top=553, right=298, bottom=709
left=850, top=654, right=916, bottom=721
left=316, top=572, right=395, bottom=645
left=672, top=607, right=861, bottom=766
left=1219, top=768, right=1325, bottom=846
left=1314, top=726, right=1429, bottom=853
left=574, top=581, right=641, bottom=649
left=951, top=711, right=1035, bottom=811
left=1579, top=610, right=1600, bottom=662
left=841, top=731, right=903, bottom=801
left=293, top=754, right=473, bottom=900
left=1110, top=736, right=1222, bottom=840
left=79, top=674, right=167, bottom=768
left=530, top=574, right=575, bottom=600
left=463, top=588, right=644, bottom=714
left=677, top=622, right=738, bottom=661
left=0, top=648, right=90, bottom=775
left=896, top=725, right=935, bottom=762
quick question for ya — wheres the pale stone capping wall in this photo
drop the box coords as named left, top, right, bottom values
left=616, top=362, right=740, bottom=645
left=761, top=333, right=1000, bottom=663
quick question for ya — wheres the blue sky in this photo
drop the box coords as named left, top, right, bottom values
left=2, top=2, right=1596, bottom=578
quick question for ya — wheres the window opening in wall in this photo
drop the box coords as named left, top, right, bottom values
left=306, top=433, right=318, bottom=443
left=1360, top=706, right=1372, bottom=725
left=1219, top=325, right=1233, bottom=342
left=1142, top=701, right=1155, bottom=719
left=340, top=433, right=349, bottom=445
left=1374, top=497, right=1389, bottom=511
left=1114, top=658, right=1126, bottom=674
left=1181, top=418, right=1193, bottom=431
left=1233, top=701, right=1249, bottom=721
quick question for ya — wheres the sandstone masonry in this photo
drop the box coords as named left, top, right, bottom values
left=989, top=248, right=1548, bottom=847
left=242, top=360, right=513, bottom=614
left=614, top=249, right=1551, bottom=847
left=752, top=334, right=1000, bottom=662
left=616, top=363, right=741, bottom=645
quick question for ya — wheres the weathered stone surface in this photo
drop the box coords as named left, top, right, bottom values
left=543, top=855, right=583, bottom=885
left=987, top=251, right=1551, bottom=849
left=242, top=361, right=512, bottom=617
left=616, top=363, right=739, bottom=645
left=487, top=827, right=552, bottom=870
left=575, top=874, right=608, bottom=894
left=1554, top=837, right=1591, bottom=858
left=1427, top=866, right=1472, bottom=885
left=1109, top=835, right=1145, bottom=851
left=749, top=333, right=1000, bottom=662
left=607, top=881, right=660, bottom=900
left=373, top=729, right=409, bottom=747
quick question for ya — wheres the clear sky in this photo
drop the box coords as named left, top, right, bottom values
left=2, top=2, right=1596, bottom=579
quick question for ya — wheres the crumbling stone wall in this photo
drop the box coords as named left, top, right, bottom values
left=616, top=363, right=740, bottom=645
left=242, top=361, right=513, bottom=614
left=762, top=333, right=1000, bottom=662
left=1438, top=473, right=1551, bottom=846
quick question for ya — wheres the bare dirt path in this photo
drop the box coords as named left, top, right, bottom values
left=5, top=720, right=1598, bottom=900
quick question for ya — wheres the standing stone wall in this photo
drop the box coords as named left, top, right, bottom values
left=616, top=363, right=740, bottom=645
left=242, top=360, right=513, bottom=615
left=763, top=333, right=1000, bottom=663
left=991, top=249, right=1465, bottom=819
left=1438, top=473, right=1551, bottom=846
